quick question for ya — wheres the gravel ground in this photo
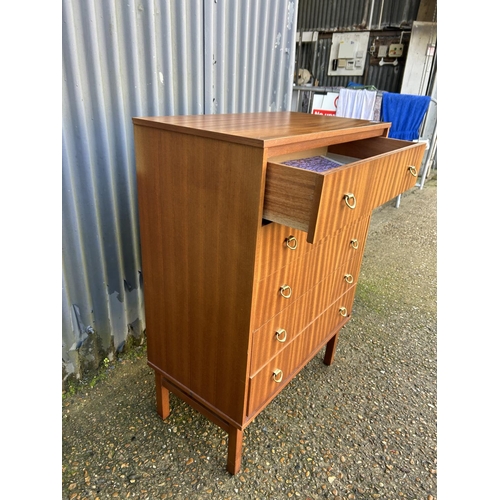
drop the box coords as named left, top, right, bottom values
left=62, top=177, right=437, bottom=500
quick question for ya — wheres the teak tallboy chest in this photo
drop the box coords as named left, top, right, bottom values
left=132, top=112, right=426, bottom=474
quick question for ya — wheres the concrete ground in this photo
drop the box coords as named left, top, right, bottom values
left=62, top=176, right=437, bottom=500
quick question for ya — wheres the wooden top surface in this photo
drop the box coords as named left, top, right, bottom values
left=132, top=112, right=390, bottom=148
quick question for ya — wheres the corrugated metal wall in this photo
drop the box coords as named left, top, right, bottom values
left=295, top=0, right=424, bottom=92
left=297, top=0, right=421, bottom=31
left=295, top=37, right=412, bottom=91
left=62, top=0, right=298, bottom=384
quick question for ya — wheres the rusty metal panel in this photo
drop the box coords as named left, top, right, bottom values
left=62, top=0, right=298, bottom=382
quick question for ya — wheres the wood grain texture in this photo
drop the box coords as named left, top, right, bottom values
left=247, top=287, right=356, bottom=419
left=255, top=215, right=370, bottom=282
left=133, top=112, right=390, bottom=150
left=134, top=124, right=265, bottom=425
left=250, top=256, right=362, bottom=375
left=263, top=137, right=425, bottom=243
left=251, top=215, right=370, bottom=329
left=254, top=223, right=313, bottom=281
left=328, top=137, right=427, bottom=207
left=133, top=112, right=418, bottom=473
left=263, top=162, right=318, bottom=233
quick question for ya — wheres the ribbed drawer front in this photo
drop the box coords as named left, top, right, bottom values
left=251, top=215, right=370, bottom=330
left=328, top=137, right=427, bottom=208
left=263, top=138, right=425, bottom=243
left=247, top=287, right=356, bottom=418
left=250, top=256, right=361, bottom=375
left=255, top=223, right=312, bottom=282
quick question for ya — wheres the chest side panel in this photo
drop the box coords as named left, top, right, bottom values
left=134, top=125, right=264, bottom=424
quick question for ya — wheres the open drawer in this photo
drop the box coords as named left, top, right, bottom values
left=263, top=137, right=426, bottom=243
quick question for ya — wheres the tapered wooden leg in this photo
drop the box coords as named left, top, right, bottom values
left=227, top=426, right=243, bottom=475
left=155, top=372, right=170, bottom=419
left=323, top=332, right=340, bottom=366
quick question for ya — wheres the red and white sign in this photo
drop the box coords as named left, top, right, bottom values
left=312, top=109, right=336, bottom=116
left=311, top=92, right=339, bottom=116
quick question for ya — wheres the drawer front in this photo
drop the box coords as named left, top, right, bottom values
left=255, top=222, right=312, bottom=282
left=250, top=257, right=361, bottom=375
left=263, top=138, right=426, bottom=243
left=256, top=214, right=370, bottom=282
left=251, top=215, right=369, bottom=330
left=310, top=212, right=370, bottom=277
left=247, top=287, right=356, bottom=418
left=328, top=137, right=427, bottom=211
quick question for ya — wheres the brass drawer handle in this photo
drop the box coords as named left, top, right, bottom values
left=408, top=165, right=418, bottom=177
left=344, top=274, right=354, bottom=284
left=350, top=238, right=359, bottom=249
left=344, top=193, right=356, bottom=209
left=339, top=307, right=348, bottom=317
left=284, top=236, right=298, bottom=250
left=272, top=369, right=283, bottom=383
left=279, top=285, right=292, bottom=299
left=275, top=328, right=287, bottom=343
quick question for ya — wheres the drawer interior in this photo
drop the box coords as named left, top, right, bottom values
left=263, top=137, right=424, bottom=243
left=327, top=136, right=417, bottom=159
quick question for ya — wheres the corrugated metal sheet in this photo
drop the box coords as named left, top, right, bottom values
left=62, top=0, right=298, bottom=383
left=295, top=35, right=407, bottom=92
left=205, top=0, right=297, bottom=113
left=294, top=0, right=425, bottom=92
left=297, top=0, right=422, bottom=31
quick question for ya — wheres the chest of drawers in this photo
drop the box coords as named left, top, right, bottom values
left=132, top=112, right=426, bottom=474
